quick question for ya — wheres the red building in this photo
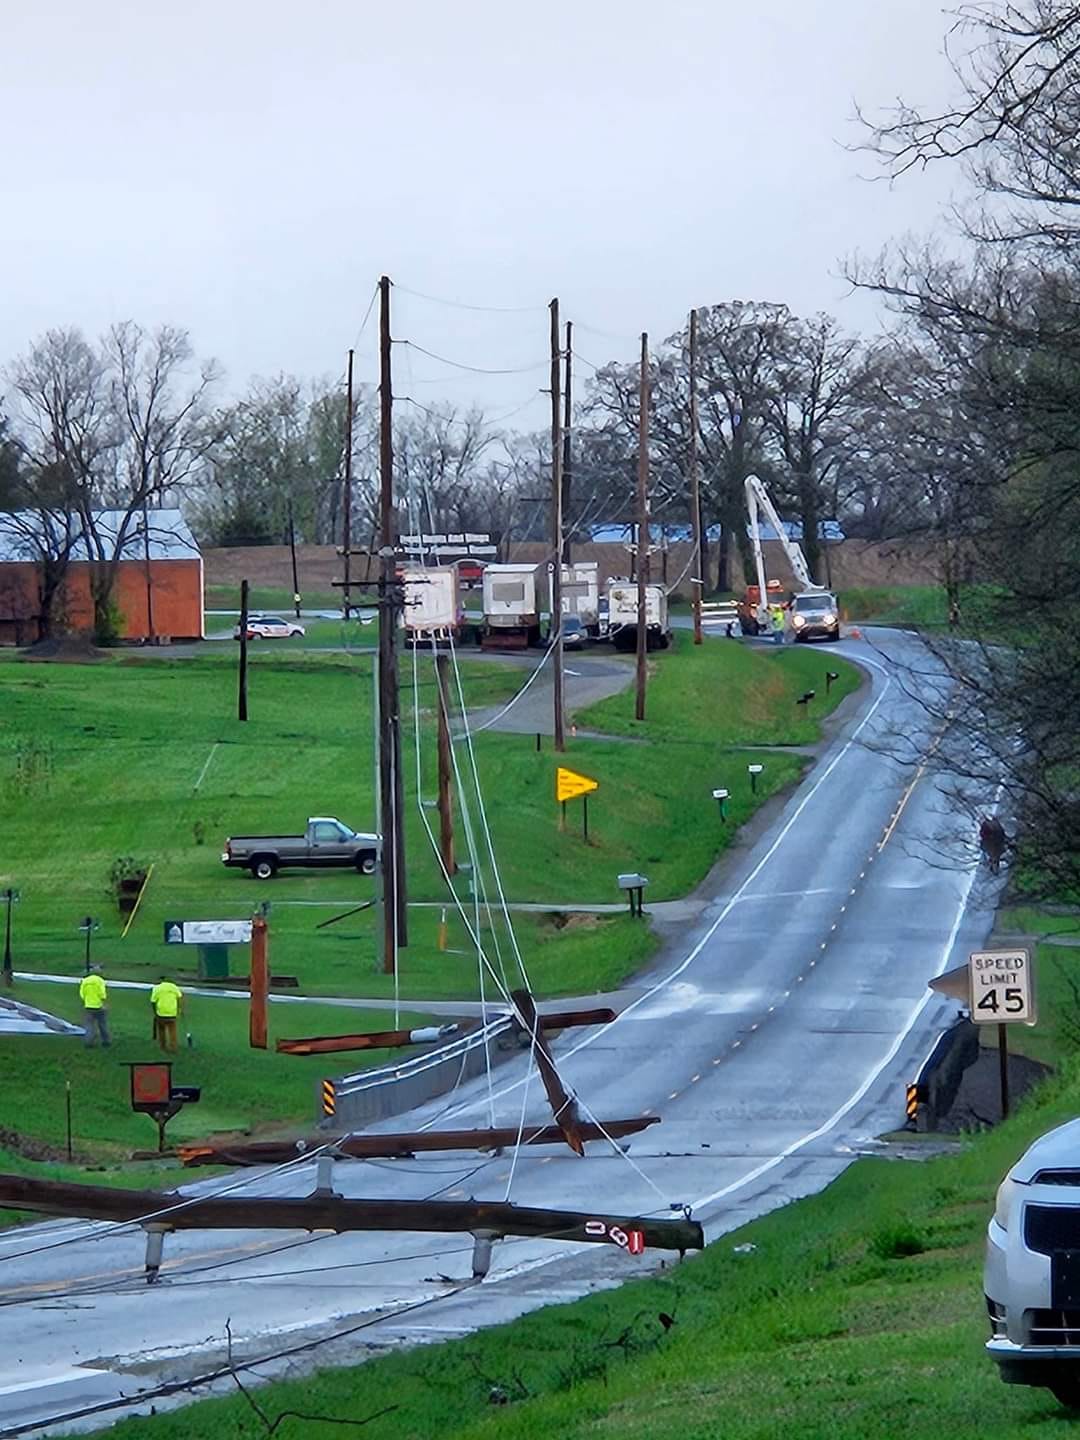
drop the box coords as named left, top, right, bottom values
left=0, top=509, right=204, bottom=645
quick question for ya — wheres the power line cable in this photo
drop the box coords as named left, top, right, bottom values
left=395, top=340, right=548, bottom=376
left=393, top=284, right=546, bottom=315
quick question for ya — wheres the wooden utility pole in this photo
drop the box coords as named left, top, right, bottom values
left=635, top=333, right=650, bottom=722
left=249, top=913, right=268, bottom=1050
left=342, top=348, right=354, bottom=619
left=237, top=578, right=249, bottom=722
left=689, top=307, right=703, bottom=645
left=562, top=320, right=573, bottom=564
left=141, top=499, right=156, bottom=642
left=287, top=496, right=301, bottom=619
left=378, top=276, right=407, bottom=970
left=550, top=298, right=565, bottom=752
left=435, top=651, right=455, bottom=875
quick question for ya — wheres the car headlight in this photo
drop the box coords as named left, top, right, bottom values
left=792, top=614, right=805, bottom=628
left=824, top=613, right=837, bottom=625
left=994, top=1175, right=1021, bottom=1230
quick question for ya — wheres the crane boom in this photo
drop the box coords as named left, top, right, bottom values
left=744, top=475, right=821, bottom=624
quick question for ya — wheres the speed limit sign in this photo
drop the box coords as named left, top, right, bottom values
left=969, top=949, right=1036, bottom=1025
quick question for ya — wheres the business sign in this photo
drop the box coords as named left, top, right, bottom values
left=399, top=532, right=497, bottom=559
left=164, top=919, right=253, bottom=946
left=969, top=948, right=1036, bottom=1025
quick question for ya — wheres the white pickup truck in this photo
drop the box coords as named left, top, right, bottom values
left=222, top=817, right=381, bottom=880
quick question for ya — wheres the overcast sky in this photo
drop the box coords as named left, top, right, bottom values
left=3, top=2, right=963, bottom=428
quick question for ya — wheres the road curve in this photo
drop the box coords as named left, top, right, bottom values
left=0, top=629, right=1000, bottom=1437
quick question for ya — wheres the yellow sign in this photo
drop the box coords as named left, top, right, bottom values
left=556, top=767, right=599, bottom=803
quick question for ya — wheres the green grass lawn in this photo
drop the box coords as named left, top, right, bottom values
left=205, top=583, right=342, bottom=612
left=838, top=583, right=1006, bottom=632
left=87, top=922, right=1080, bottom=1440
left=579, top=629, right=861, bottom=745
left=0, top=981, right=432, bottom=1221
left=0, top=638, right=857, bottom=1000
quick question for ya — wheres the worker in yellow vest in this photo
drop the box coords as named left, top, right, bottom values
left=150, top=975, right=184, bottom=1053
left=78, top=964, right=110, bottom=1048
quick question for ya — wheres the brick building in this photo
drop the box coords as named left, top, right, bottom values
left=0, top=509, right=204, bottom=645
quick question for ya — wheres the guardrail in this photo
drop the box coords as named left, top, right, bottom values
left=905, top=1016, right=979, bottom=1132
left=700, top=600, right=739, bottom=631
left=319, top=1012, right=520, bottom=1129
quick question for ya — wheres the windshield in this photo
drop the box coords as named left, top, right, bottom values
left=793, top=594, right=835, bottom=613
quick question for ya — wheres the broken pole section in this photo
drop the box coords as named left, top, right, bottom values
left=511, top=987, right=585, bottom=1156
left=177, top=1115, right=660, bottom=1167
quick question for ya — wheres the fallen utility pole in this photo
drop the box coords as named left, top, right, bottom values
left=277, top=1022, right=462, bottom=1056
left=0, top=1173, right=704, bottom=1255
left=177, top=1115, right=659, bottom=1168
left=635, top=332, right=650, bottom=721
left=275, top=1005, right=617, bottom=1056
left=512, top=988, right=584, bottom=1155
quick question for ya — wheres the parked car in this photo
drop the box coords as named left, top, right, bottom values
left=234, top=614, right=306, bottom=640
left=559, top=615, right=587, bottom=649
left=986, top=1118, right=1080, bottom=1407
left=222, top=817, right=380, bottom=879
left=789, top=591, right=840, bottom=643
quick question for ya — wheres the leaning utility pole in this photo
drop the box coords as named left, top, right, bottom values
left=689, top=307, right=703, bottom=645
left=378, top=276, right=407, bottom=968
left=550, top=298, right=565, bottom=752
left=435, top=651, right=455, bottom=875
left=635, top=333, right=650, bottom=722
left=342, top=348, right=355, bottom=619
left=562, top=320, right=573, bottom=564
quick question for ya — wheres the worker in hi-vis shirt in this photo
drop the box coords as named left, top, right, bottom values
left=78, top=964, right=110, bottom=1048
left=150, top=975, right=184, bottom=1053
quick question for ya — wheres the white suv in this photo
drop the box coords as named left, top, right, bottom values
left=987, top=1118, right=1080, bottom=1407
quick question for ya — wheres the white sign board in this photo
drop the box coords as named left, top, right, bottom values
left=164, top=920, right=253, bottom=946
left=969, top=948, right=1035, bottom=1025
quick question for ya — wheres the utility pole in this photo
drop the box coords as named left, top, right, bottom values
left=249, top=913, right=268, bottom=1050
left=562, top=320, right=573, bottom=564
left=550, top=298, right=565, bottom=752
left=238, top=578, right=249, bottom=722
left=141, top=499, right=155, bottom=643
left=378, top=275, right=407, bottom=970
left=2, top=888, right=16, bottom=989
left=635, top=332, right=650, bottom=722
left=287, top=497, right=301, bottom=619
left=342, top=348, right=354, bottom=620
left=435, top=651, right=455, bottom=875
left=689, top=307, right=703, bottom=645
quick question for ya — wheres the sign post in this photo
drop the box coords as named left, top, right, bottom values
left=2, top=887, right=19, bottom=988
left=968, top=948, right=1035, bottom=1119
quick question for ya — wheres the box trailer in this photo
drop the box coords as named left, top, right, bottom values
left=400, top=566, right=462, bottom=641
left=553, top=561, right=600, bottom=635
left=606, top=579, right=672, bottom=652
left=481, top=563, right=543, bottom=649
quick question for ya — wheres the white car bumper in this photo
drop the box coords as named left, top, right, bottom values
left=986, top=1202, right=1080, bottom=1385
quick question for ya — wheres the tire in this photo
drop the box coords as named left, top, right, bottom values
left=251, top=856, right=278, bottom=880
left=356, top=851, right=377, bottom=876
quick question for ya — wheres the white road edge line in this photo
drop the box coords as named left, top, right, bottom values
left=687, top=780, right=1003, bottom=1218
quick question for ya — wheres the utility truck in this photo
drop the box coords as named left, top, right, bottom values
left=737, top=475, right=839, bottom=641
